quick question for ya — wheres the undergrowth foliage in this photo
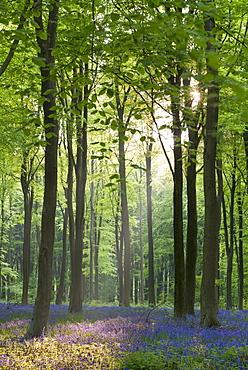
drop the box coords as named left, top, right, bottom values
left=0, top=304, right=248, bottom=369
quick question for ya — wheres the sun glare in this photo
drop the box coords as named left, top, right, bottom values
left=191, top=90, right=201, bottom=106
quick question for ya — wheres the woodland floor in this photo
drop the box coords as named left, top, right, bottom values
left=0, top=303, right=248, bottom=369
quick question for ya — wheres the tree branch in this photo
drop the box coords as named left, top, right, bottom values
left=0, top=0, right=30, bottom=76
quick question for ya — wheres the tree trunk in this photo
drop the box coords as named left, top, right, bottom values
left=139, top=192, right=144, bottom=305
left=116, top=86, right=131, bottom=307
left=169, top=73, right=186, bottom=318
left=55, top=206, right=68, bottom=305
left=0, top=190, right=5, bottom=298
left=146, top=142, right=155, bottom=306
left=7, top=197, right=13, bottom=302
left=182, top=74, right=203, bottom=315
left=66, top=111, right=75, bottom=309
left=26, top=0, right=59, bottom=338
left=119, top=134, right=131, bottom=307
left=236, top=193, right=244, bottom=310
left=185, top=128, right=198, bottom=315
left=94, top=213, right=102, bottom=301
left=226, top=152, right=236, bottom=309
left=243, top=127, right=248, bottom=181
left=89, top=159, right=95, bottom=301
left=70, top=65, right=88, bottom=312
left=115, top=209, right=123, bottom=306
left=200, top=11, right=220, bottom=327
left=21, top=152, right=34, bottom=305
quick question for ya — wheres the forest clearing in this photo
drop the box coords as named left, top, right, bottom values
left=0, top=303, right=248, bottom=369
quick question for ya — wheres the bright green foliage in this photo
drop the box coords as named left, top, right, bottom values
left=0, top=0, right=247, bottom=313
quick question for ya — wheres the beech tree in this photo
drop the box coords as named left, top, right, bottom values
left=200, top=3, right=220, bottom=327
left=21, top=151, right=34, bottom=305
left=116, top=84, right=131, bottom=307
left=27, top=0, right=60, bottom=337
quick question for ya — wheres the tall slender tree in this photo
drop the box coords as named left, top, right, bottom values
left=200, top=3, right=220, bottom=327
left=69, top=65, right=88, bottom=312
left=116, top=84, right=131, bottom=307
left=146, top=136, right=155, bottom=306
left=21, top=151, right=34, bottom=305
left=169, top=71, right=186, bottom=318
left=27, top=0, right=60, bottom=337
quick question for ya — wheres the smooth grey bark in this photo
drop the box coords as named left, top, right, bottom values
left=70, top=65, right=88, bottom=312
left=7, top=198, right=13, bottom=302
left=94, top=212, right=102, bottom=301
left=55, top=205, right=68, bottom=305
left=183, top=77, right=203, bottom=315
left=0, top=196, right=5, bottom=298
left=21, top=152, right=34, bottom=305
left=243, top=128, right=248, bottom=181
left=118, top=132, right=131, bottom=307
left=169, top=73, right=186, bottom=318
left=146, top=142, right=155, bottom=306
left=226, top=152, right=236, bottom=309
left=89, top=159, right=95, bottom=301
left=185, top=131, right=198, bottom=315
left=139, top=188, right=144, bottom=305
left=116, top=85, right=131, bottom=307
left=217, top=158, right=226, bottom=305
left=200, top=12, right=220, bottom=328
left=115, top=209, right=123, bottom=306
left=27, top=0, right=59, bottom=338
left=236, top=193, right=244, bottom=310
left=66, top=108, right=76, bottom=310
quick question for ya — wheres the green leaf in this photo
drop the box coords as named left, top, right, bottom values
left=102, top=44, right=111, bottom=53
left=203, top=73, right=214, bottom=83
left=110, top=13, right=119, bottom=21
left=99, top=88, right=106, bottom=96
left=111, top=120, right=117, bottom=130
left=106, top=88, right=114, bottom=98
left=110, top=174, right=119, bottom=180
left=0, top=17, right=9, bottom=25
left=118, top=125, right=125, bottom=132
left=49, top=67, right=56, bottom=76
left=148, top=136, right=155, bottom=142
left=23, top=128, right=30, bottom=136
left=91, top=94, right=97, bottom=103
left=81, top=55, right=89, bottom=63
left=105, top=182, right=115, bottom=187
left=122, top=54, right=129, bottom=63
left=44, top=89, right=55, bottom=95
left=37, top=30, right=47, bottom=40
left=33, top=10, right=41, bottom=17
left=231, top=84, right=247, bottom=101
left=131, top=164, right=147, bottom=171
left=207, top=53, right=219, bottom=70
left=51, top=48, right=60, bottom=56
left=0, top=3, right=8, bottom=10
left=120, top=135, right=128, bottom=141
left=98, top=6, right=105, bottom=13
left=46, top=132, right=55, bottom=139
left=32, top=56, right=46, bottom=67
left=49, top=105, right=60, bottom=111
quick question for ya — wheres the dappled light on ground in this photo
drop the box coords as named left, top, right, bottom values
left=0, top=304, right=248, bottom=369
